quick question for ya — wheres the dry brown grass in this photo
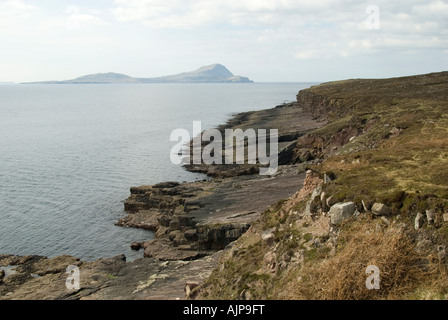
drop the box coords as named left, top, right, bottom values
left=283, top=220, right=442, bottom=300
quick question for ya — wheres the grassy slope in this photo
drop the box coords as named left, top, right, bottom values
left=195, top=71, right=448, bottom=300
left=315, top=72, right=448, bottom=212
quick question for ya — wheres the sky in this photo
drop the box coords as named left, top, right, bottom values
left=0, top=0, right=447, bottom=83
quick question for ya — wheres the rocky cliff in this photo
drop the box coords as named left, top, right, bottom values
left=195, top=71, right=448, bottom=300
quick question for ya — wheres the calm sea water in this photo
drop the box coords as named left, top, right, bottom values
left=0, top=83, right=314, bottom=261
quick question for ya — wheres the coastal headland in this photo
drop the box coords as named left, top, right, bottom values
left=2, top=71, right=448, bottom=300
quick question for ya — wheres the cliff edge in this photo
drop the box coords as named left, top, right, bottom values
left=196, top=71, right=448, bottom=300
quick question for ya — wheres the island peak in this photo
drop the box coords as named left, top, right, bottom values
left=22, top=64, right=253, bottom=84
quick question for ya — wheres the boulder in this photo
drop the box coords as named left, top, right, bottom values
left=329, top=202, right=356, bottom=225
left=130, top=242, right=144, bottom=251
left=371, top=203, right=391, bottom=216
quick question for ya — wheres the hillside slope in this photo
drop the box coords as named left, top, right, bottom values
left=195, top=71, right=448, bottom=300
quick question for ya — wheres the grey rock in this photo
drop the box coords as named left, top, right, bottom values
left=371, top=203, right=392, bottom=216
left=329, top=202, right=356, bottom=225
left=130, top=242, right=144, bottom=251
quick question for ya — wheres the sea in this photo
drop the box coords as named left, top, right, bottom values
left=0, top=82, right=315, bottom=261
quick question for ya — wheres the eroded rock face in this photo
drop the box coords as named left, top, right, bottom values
left=121, top=166, right=309, bottom=262
left=196, top=223, right=251, bottom=250
left=329, top=202, right=356, bottom=225
left=124, top=183, right=197, bottom=213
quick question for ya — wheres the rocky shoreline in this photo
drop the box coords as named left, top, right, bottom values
left=0, top=95, right=324, bottom=300
left=3, top=72, right=447, bottom=300
left=118, top=166, right=310, bottom=259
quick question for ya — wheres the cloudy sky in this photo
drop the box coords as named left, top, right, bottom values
left=1, top=0, right=447, bottom=82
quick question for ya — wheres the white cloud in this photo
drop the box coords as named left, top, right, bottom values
left=0, top=0, right=34, bottom=16
left=1, top=0, right=446, bottom=82
left=109, top=0, right=448, bottom=60
left=65, top=5, right=107, bottom=30
left=0, top=0, right=35, bottom=33
left=7, top=1, right=443, bottom=58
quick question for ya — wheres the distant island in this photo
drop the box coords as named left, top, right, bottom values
left=22, top=64, right=253, bottom=84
